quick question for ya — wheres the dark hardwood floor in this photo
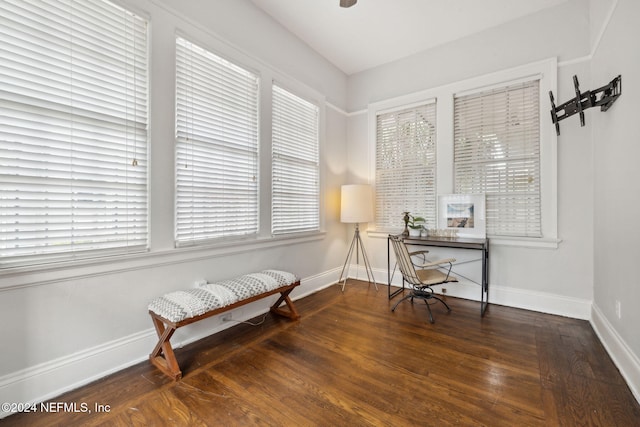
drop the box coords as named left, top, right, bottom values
left=4, top=280, right=640, bottom=426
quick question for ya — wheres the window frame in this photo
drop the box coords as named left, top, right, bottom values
left=271, top=82, right=321, bottom=236
left=172, top=33, right=327, bottom=250
left=368, top=58, right=558, bottom=247
left=373, top=99, right=438, bottom=231
left=174, top=35, right=261, bottom=247
left=454, top=79, right=542, bottom=238
left=0, top=0, right=150, bottom=269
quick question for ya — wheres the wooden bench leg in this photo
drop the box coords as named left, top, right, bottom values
left=149, top=315, right=182, bottom=381
left=270, top=288, right=300, bottom=320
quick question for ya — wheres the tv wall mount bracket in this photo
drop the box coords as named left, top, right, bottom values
left=549, top=74, right=621, bottom=135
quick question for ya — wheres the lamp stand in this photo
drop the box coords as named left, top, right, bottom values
left=338, top=223, right=378, bottom=291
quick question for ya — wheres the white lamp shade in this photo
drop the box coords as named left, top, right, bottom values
left=341, top=184, right=373, bottom=223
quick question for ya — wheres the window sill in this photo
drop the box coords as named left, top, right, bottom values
left=485, top=236, right=561, bottom=249
left=0, top=231, right=326, bottom=291
left=366, top=230, right=561, bottom=249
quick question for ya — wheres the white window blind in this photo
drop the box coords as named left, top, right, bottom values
left=271, top=84, right=320, bottom=235
left=175, top=37, right=259, bottom=245
left=454, top=80, right=541, bottom=237
left=375, top=102, right=437, bottom=230
left=0, top=0, right=148, bottom=267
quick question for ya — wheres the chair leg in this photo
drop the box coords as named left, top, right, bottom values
left=422, top=295, right=452, bottom=323
left=424, top=299, right=435, bottom=323
left=431, top=295, right=451, bottom=312
left=391, top=294, right=414, bottom=312
left=392, top=292, right=451, bottom=324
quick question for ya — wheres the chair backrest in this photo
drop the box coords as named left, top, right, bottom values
left=389, top=235, right=422, bottom=286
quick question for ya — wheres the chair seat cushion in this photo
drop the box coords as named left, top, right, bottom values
left=416, top=269, right=457, bottom=286
left=148, top=270, right=298, bottom=323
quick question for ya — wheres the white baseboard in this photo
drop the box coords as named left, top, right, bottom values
left=590, top=303, right=640, bottom=405
left=0, top=329, right=156, bottom=419
left=487, top=284, right=591, bottom=320
left=294, top=267, right=342, bottom=298
left=0, top=269, right=340, bottom=420
left=360, top=265, right=592, bottom=320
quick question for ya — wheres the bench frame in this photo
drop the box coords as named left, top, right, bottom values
left=149, top=281, right=300, bottom=380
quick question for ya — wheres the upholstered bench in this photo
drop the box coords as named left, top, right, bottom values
left=148, top=270, right=300, bottom=380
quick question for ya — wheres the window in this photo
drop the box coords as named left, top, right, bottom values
left=0, top=0, right=148, bottom=267
left=370, top=59, right=556, bottom=245
left=454, top=80, right=541, bottom=237
left=271, top=84, right=320, bottom=235
left=375, top=102, right=437, bottom=230
left=175, top=37, right=259, bottom=245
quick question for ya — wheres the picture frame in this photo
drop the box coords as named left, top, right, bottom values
left=438, top=194, right=486, bottom=238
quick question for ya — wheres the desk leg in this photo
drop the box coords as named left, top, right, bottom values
left=387, top=236, right=390, bottom=299
left=387, top=236, right=403, bottom=300
left=481, top=243, right=489, bottom=316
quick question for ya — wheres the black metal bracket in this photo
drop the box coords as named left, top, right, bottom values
left=549, top=75, right=621, bottom=135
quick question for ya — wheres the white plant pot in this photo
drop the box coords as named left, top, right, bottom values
left=408, top=228, right=421, bottom=237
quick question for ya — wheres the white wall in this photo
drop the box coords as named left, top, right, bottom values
left=347, top=0, right=595, bottom=317
left=589, top=0, right=640, bottom=402
left=0, top=0, right=349, bottom=412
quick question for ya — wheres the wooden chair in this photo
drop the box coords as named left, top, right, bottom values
left=389, top=235, right=457, bottom=323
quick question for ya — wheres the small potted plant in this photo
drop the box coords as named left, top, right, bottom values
left=408, top=215, right=425, bottom=237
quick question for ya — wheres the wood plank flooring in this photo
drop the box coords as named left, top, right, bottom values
left=4, top=280, right=640, bottom=426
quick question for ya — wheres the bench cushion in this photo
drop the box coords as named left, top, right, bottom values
left=148, top=270, right=298, bottom=323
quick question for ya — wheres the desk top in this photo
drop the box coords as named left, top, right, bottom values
left=393, top=234, right=488, bottom=250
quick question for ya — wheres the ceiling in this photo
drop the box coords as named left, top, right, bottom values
left=251, top=0, right=570, bottom=75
